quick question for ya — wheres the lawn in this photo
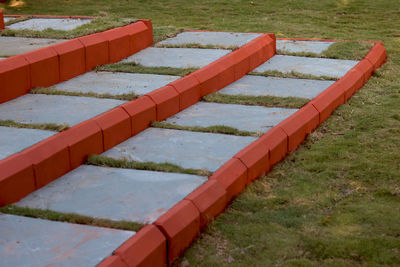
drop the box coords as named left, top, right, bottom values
left=1, top=0, right=399, bottom=266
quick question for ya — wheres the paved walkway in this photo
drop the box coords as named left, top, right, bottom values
left=0, top=29, right=361, bottom=266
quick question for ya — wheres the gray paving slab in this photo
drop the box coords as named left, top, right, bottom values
left=54, top=71, right=180, bottom=96
left=17, top=165, right=207, bottom=223
left=0, top=94, right=125, bottom=126
left=0, top=126, right=55, bottom=161
left=122, top=47, right=231, bottom=68
left=254, top=55, right=358, bottom=78
left=7, top=18, right=92, bottom=31
left=158, top=31, right=262, bottom=47
left=4, top=17, right=17, bottom=23
left=219, top=75, right=335, bottom=99
left=276, top=39, right=334, bottom=54
left=0, top=36, right=66, bottom=56
left=0, top=214, right=134, bottom=267
left=103, top=128, right=257, bottom=172
left=165, top=102, right=297, bottom=133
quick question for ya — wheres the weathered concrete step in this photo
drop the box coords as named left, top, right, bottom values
left=0, top=126, right=55, bottom=161
left=0, top=214, right=133, bottom=267
left=122, top=47, right=231, bottom=68
left=7, top=18, right=92, bottom=31
left=53, top=71, right=180, bottom=96
left=103, top=128, right=257, bottom=172
left=0, top=36, right=65, bottom=56
left=276, top=39, right=334, bottom=54
left=0, top=94, right=125, bottom=126
left=16, top=165, right=207, bottom=223
left=158, top=31, right=262, bottom=47
left=254, top=55, right=358, bottom=78
left=220, top=75, right=335, bottom=99
left=164, top=102, right=297, bottom=133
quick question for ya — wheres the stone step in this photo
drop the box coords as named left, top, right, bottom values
left=7, top=17, right=92, bottom=31
left=0, top=36, right=65, bottom=56
left=276, top=39, right=335, bottom=54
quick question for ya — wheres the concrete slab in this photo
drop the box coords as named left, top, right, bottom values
left=122, top=47, right=231, bottom=68
left=164, top=102, right=297, bottom=133
left=219, top=75, right=335, bottom=99
left=7, top=18, right=92, bottom=31
left=158, top=31, right=262, bottom=47
left=54, top=71, right=180, bottom=96
left=17, top=165, right=207, bottom=223
left=253, top=55, right=358, bottom=78
left=277, top=39, right=334, bottom=54
left=4, top=17, right=17, bottom=23
left=103, top=128, right=257, bottom=172
left=0, top=94, right=125, bottom=126
left=0, top=214, right=134, bottom=267
left=0, top=126, right=55, bottom=160
left=0, top=36, right=66, bottom=56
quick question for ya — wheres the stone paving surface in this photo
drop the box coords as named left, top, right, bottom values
left=0, top=36, right=65, bottom=56
left=220, top=75, right=335, bottom=99
left=122, top=47, right=231, bottom=68
left=254, top=55, right=358, bottom=78
left=17, top=165, right=207, bottom=223
left=0, top=94, right=125, bottom=126
left=53, top=71, right=180, bottom=96
left=165, top=102, right=297, bottom=133
left=7, top=18, right=92, bottom=31
left=3, top=17, right=16, bottom=23
left=0, top=126, right=55, bottom=161
left=103, top=128, right=257, bottom=172
left=158, top=31, right=262, bottom=47
left=276, top=39, right=334, bottom=54
left=0, top=214, right=134, bottom=267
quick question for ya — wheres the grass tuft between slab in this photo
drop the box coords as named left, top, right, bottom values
left=0, top=119, right=69, bottom=132
left=249, top=70, right=338, bottom=81
left=155, top=43, right=238, bottom=50
left=0, top=205, right=144, bottom=232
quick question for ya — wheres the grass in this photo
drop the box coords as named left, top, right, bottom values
left=0, top=205, right=143, bottom=232
left=151, top=121, right=261, bottom=137
left=97, top=62, right=197, bottom=76
left=202, top=93, right=308, bottom=109
left=87, top=155, right=212, bottom=177
left=30, top=87, right=137, bottom=101
left=277, top=41, right=374, bottom=60
left=0, top=119, right=69, bottom=132
left=2, top=0, right=400, bottom=266
left=249, top=70, right=339, bottom=81
left=155, top=43, right=238, bottom=50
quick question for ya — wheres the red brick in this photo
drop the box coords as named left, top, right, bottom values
left=242, top=34, right=274, bottom=70
left=146, top=86, right=180, bottom=121
left=99, top=27, right=130, bottom=63
left=267, top=33, right=277, bottom=54
left=154, top=200, right=200, bottom=263
left=337, top=68, right=364, bottom=101
left=365, top=42, right=386, bottom=70
left=22, top=134, right=70, bottom=189
left=125, top=21, right=151, bottom=55
left=121, top=96, right=156, bottom=136
left=169, top=74, right=201, bottom=110
left=61, top=120, right=103, bottom=169
left=78, top=33, right=109, bottom=71
left=22, top=47, right=59, bottom=88
left=310, top=82, right=345, bottom=123
left=51, top=39, right=85, bottom=81
left=137, top=19, right=154, bottom=47
left=0, top=56, right=30, bottom=103
left=0, top=10, right=4, bottom=30
left=0, top=153, right=35, bottom=206
left=278, top=104, right=319, bottom=152
left=94, top=107, right=132, bottom=151
left=354, top=59, right=374, bottom=82
left=97, top=256, right=128, bottom=267
left=229, top=49, right=250, bottom=79
left=185, top=180, right=227, bottom=228
left=234, top=139, right=269, bottom=183
left=259, top=127, right=288, bottom=167
left=210, top=158, right=247, bottom=202
left=114, top=225, right=167, bottom=267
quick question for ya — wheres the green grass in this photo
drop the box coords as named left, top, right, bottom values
left=0, top=119, right=69, bottom=132
left=202, top=93, right=308, bottom=109
left=31, top=87, right=137, bottom=101
left=96, top=62, right=197, bottom=76
left=0, top=205, right=143, bottom=232
left=151, top=121, right=261, bottom=137
left=249, top=70, right=338, bottom=81
left=155, top=43, right=238, bottom=50
left=87, top=155, right=212, bottom=177
left=2, top=0, right=400, bottom=266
